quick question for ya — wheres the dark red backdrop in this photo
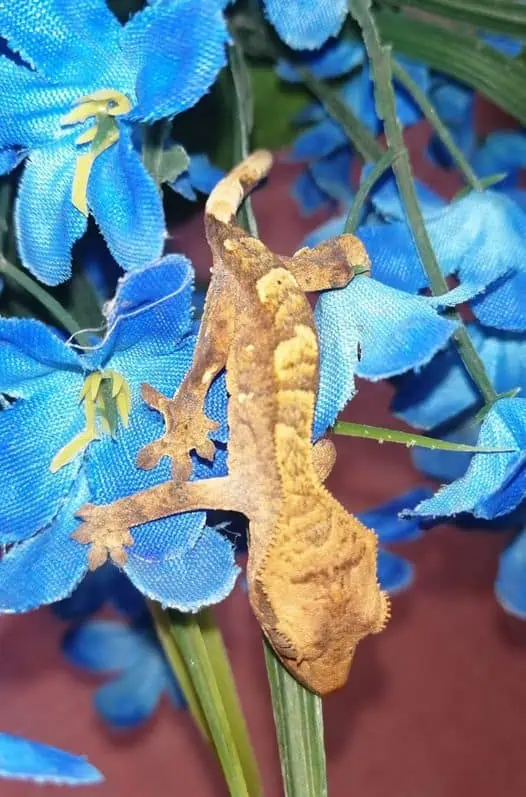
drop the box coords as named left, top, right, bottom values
left=2, top=116, right=525, bottom=796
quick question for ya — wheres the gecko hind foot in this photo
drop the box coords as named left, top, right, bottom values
left=138, top=383, right=220, bottom=481
left=73, top=503, right=134, bottom=570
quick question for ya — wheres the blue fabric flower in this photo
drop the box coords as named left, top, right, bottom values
left=356, top=187, right=526, bottom=332
left=427, top=76, right=475, bottom=169
left=54, top=563, right=146, bottom=622
left=292, top=149, right=354, bottom=216
left=409, top=397, right=526, bottom=520
left=471, top=131, right=526, bottom=209
left=0, top=733, right=102, bottom=785
left=0, top=255, right=238, bottom=613
left=313, top=274, right=459, bottom=435
left=0, top=0, right=228, bottom=284
left=263, top=0, right=348, bottom=50
left=495, top=527, right=526, bottom=621
left=357, top=487, right=433, bottom=593
left=282, top=44, right=428, bottom=214
left=276, top=40, right=365, bottom=81
left=393, top=323, right=526, bottom=431
left=63, top=617, right=184, bottom=729
left=170, top=153, right=224, bottom=201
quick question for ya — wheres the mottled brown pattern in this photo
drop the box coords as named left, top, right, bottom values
left=74, top=150, right=389, bottom=695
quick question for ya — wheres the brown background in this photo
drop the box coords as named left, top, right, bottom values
left=2, top=116, right=526, bottom=796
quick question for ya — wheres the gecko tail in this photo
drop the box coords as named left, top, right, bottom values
left=205, top=149, right=273, bottom=226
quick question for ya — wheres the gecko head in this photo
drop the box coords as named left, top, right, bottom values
left=250, top=510, right=389, bottom=696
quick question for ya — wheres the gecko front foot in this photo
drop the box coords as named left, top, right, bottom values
left=73, top=503, right=134, bottom=570
left=137, top=384, right=220, bottom=481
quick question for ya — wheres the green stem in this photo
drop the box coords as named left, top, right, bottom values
left=299, top=66, right=384, bottom=163
left=228, top=37, right=259, bottom=236
left=0, top=255, right=89, bottom=345
left=148, top=601, right=212, bottom=742
left=347, top=0, right=499, bottom=407
left=332, top=421, right=513, bottom=452
left=345, top=147, right=399, bottom=233
left=263, top=641, right=327, bottom=797
left=197, top=609, right=262, bottom=795
left=168, top=610, right=254, bottom=797
left=390, top=60, right=483, bottom=192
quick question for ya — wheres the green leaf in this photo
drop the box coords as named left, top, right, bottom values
left=196, top=609, right=262, bottom=795
left=374, top=9, right=526, bottom=125
left=158, top=144, right=190, bottom=184
left=251, top=65, right=309, bottom=150
left=333, top=421, right=515, bottom=452
left=377, top=0, right=526, bottom=40
left=228, top=38, right=259, bottom=237
left=168, top=608, right=261, bottom=797
left=148, top=601, right=212, bottom=742
left=263, top=641, right=327, bottom=797
left=454, top=172, right=508, bottom=200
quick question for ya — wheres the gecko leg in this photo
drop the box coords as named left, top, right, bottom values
left=282, top=234, right=371, bottom=292
left=73, top=476, right=245, bottom=570
left=137, top=275, right=236, bottom=482
left=312, top=438, right=337, bottom=483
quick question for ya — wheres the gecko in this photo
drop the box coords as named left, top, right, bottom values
left=73, top=150, right=390, bottom=695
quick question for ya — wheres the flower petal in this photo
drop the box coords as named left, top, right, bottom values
left=310, top=147, right=353, bottom=203
left=366, top=169, right=446, bottom=221
left=472, top=132, right=526, bottom=188
left=0, top=473, right=90, bottom=611
left=0, top=58, right=79, bottom=149
left=290, top=118, right=347, bottom=161
left=0, top=734, right=102, bottom=786
left=360, top=190, right=526, bottom=330
left=410, top=421, right=478, bottom=484
left=410, top=398, right=526, bottom=520
left=357, top=487, right=433, bottom=543
left=264, top=0, right=347, bottom=49
left=393, top=323, right=526, bottom=429
left=94, top=660, right=164, bottom=729
left=277, top=40, right=365, bottom=82
left=314, top=276, right=457, bottom=435
left=0, top=147, right=25, bottom=174
left=0, top=372, right=84, bottom=545
left=292, top=169, right=333, bottom=215
left=54, top=565, right=146, bottom=621
left=172, top=154, right=224, bottom=199
left=0, top=0, right=123, bottom=88
left=63, top=620, right=146, bottom=672
left=0, top=317, right=83, bottom=397
left=88, top=256, right=194, bottom=368
left=124, top=522, right=239, bottom=610
left=377, top=549, right=414, bottom=595
left=484, top=34, right=523, bottom=57
left=495, top=528, right=526, bottom=621
left=123, top=0, right=228, bottom=123
left=88, top=126, right=164, bottom=273
left=427, top=78, right=475, bottom=167
left=15, top=141, right=88, bottom=285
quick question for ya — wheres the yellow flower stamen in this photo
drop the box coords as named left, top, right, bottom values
left=61, top=90, right=132, bottom=216
left=50, top=369, right=132, bottom=473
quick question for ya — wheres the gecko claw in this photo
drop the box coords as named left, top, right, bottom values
left=73, top=502, right=134, bottom=570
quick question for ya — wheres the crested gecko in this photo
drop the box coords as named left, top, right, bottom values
left=74, top=150, right=390, bottom=695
